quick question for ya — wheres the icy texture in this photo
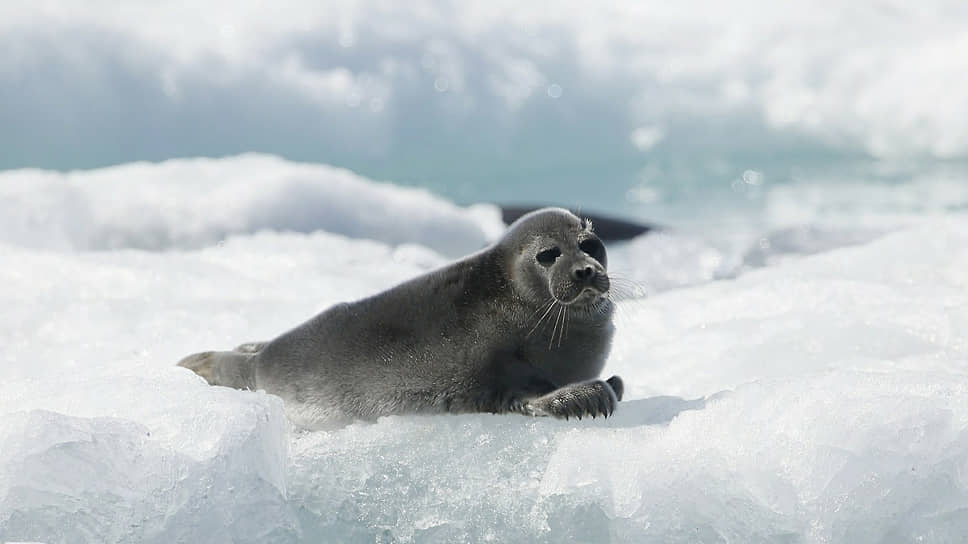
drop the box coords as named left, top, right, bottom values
left=0, top=401, right=293, bottom=544
left=0, top=154, right=502, bottom=255
left=610, top=224, right=889, bottom=293
left=614, top=175, right=968, bottom=293
left=1, top=157, right=967, bottom=543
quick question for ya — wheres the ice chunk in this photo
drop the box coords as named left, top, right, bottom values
left=0, top=395, right=292, bottom=544
left=541, top=371, right=968, bottom=542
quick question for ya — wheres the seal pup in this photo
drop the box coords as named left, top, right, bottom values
left=178, top=207, right=623, bottom=428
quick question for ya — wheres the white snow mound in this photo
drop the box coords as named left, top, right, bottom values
left=0, top=154, right=502, bottom=255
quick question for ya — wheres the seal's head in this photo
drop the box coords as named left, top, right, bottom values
left=502, top=208, right=611, bottom=318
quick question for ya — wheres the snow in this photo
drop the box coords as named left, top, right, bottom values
left=2, top=157, right=968, bottom=542
left=0, top=154, right=502, bottom=256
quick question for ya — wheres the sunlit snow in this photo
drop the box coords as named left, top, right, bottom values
left=0, top=154, right=502, bottom=256
left=1, top=157, right=967, bottom=543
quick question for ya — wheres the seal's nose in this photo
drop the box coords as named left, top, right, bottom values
left=572, top=265, right=596, bottom=283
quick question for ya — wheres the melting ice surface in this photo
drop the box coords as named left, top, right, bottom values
left=2, top=156, right=968, bottom=543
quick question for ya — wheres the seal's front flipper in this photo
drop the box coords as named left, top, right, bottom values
left=523, top=379, right=619, bottom=420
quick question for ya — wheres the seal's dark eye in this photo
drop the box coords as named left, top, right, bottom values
left=535, top=247, right=561, bottom=265
left=579, top=238, right=605, bottom=262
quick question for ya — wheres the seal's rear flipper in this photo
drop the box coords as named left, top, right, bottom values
left=177, top=351, right=217, bottom=384
left=177, top=349, right=257, bottom=389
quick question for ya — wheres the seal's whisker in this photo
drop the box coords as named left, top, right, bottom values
left=544, top=305, right=556, bottom=349
left=562, top=306, right=567, bottom=348
left=607, top=275, right=649, bottom=300
left=605, top=294, right=634, bottom=329
left=529, top=301, right=555, bottom=338
left=549, top=304, right=564, bottom=350
left=557, top=305, right=565, bottom=348
left=527, top=299, right=558, bottom=338
left=528, top=297, right=556, bottom=319
left=559, top=307, right=569, bottom=347
left=606, top=296, right=622, bottom=327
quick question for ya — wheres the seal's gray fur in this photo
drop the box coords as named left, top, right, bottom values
left=178, top=208, right=621, bottom=428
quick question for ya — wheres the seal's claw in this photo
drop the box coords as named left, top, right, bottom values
left=526, top=380, right=618, bottom=421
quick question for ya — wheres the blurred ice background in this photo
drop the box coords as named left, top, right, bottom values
left=2, top=2, right=968, bottom=543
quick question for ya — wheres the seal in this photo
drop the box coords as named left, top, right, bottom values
left=178, top=207, right=623, bottom=428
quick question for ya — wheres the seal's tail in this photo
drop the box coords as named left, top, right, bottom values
left=177, top=342, right=266, bottom=390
